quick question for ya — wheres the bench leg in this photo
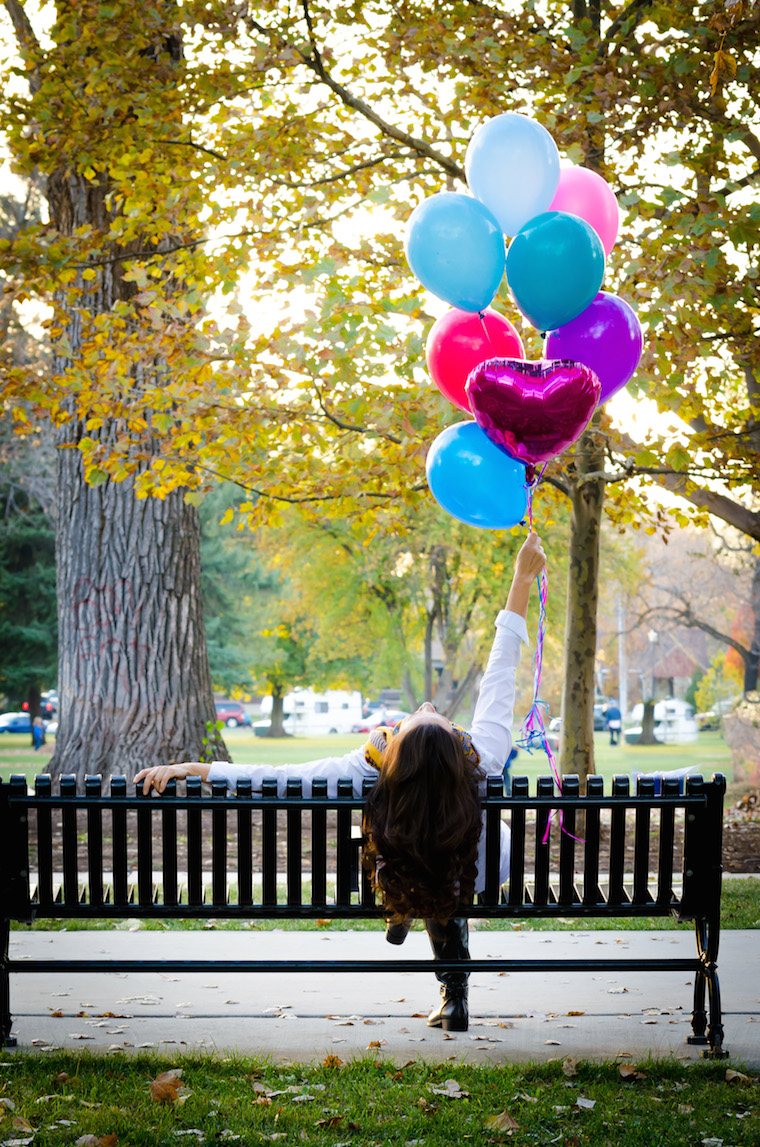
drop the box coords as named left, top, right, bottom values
left=0, top=920, right=15, bottom=1048
left=687, top=917, right=727, bottom=1059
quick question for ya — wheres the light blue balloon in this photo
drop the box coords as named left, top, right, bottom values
left=426, top=421, right=528, bottom=530
left=405, top=192, right=506, bottom=312
left=465, top=113, right=560, bottom=237
left=506, top=211, right=605, bottom=332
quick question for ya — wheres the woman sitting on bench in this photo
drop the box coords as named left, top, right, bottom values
left=134, top=532, right=545, bottom=1032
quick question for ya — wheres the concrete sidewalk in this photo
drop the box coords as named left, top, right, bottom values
left=7, top=929, right=759, bottom=1065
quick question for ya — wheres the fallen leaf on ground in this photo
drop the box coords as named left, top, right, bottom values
left=486, top=1110, right=519, bottom=1131
left=150, top=1069, right=188, bottom=1105
left=562, top=1057, right=578, bottom=1078
left=316, top=1116, right=342, bottom=1128
left=576, top=1096, right=596, bottom=1109
left=725, top=1069, right=750, bottom=1084
left=12, top=1118, right=36, bottom=1133
left=619, top=1065, right=647, bottom=1081
left=430, top=1079, right=470, bottom=1099
left=322, top=1054, right=343, bottom=1068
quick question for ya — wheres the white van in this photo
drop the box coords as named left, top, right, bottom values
left=626, top=698, right=699, bottom=744
left=260, top=689, right=363, bottom=736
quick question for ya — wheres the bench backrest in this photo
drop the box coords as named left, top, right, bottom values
left=0, top=772, right=725, bottom=924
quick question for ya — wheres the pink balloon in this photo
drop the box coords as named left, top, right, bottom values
left=465, top=358, right=601, bottom=471
left=549, top=167, right=620, bottom=256
left=425, top=308, right=524, bottom=412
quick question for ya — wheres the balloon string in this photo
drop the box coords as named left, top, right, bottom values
left=477, top=311, right=497, bottom=356
left=519, top=478, right=584, bottom=846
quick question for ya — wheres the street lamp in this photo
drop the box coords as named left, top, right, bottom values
left=647, top=629, right=658, bottom=703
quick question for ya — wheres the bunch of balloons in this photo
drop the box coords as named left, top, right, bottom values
left=405, top=112, right=643, bottom=530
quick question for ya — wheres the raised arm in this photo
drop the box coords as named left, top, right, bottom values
left=470, top=532, right=546, bottom=770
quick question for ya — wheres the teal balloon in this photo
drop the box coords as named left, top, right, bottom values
left=405, top=192, right=506, bottom=313
left=426, top=421, right=528, bottom=530
left=506, top=210, right=605, bottom=332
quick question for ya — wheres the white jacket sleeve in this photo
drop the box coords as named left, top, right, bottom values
left=470, top=609, right=529, bottom=773
left=206, top=747, right=376, bottom=799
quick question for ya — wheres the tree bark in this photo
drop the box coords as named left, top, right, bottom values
left=558, top=429, right=605, bottom=785
left=51, top=462, right=225, bottom=778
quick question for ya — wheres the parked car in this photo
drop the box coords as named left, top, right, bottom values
left=214, top=700, right=251, bottom=728
left=351, top=709, right=409, bottom=734
left=0, top=712, right=33, bottom=734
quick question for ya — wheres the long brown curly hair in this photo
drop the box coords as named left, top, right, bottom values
left=362, top=721, right=484, bottom=924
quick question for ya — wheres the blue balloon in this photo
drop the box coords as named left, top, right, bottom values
left=506, top=211, right=605, bottom=332
left=426, top=421, right=528, bottom=530
left=465, top=113, right=560, bottom=237
left=405, top=192, right=506, bottom=312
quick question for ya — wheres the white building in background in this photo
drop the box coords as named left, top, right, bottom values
left=260, top=689, right=363, bottom=736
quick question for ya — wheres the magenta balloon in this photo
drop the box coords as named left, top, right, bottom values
left=465, top=358, right=601, bottom=468
left=545, top=292, right=643, bottom=404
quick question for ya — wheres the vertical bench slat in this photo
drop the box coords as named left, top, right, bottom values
left=583, top=776, right=603, bottom=905
left=85, top=776, right=103, bottom=908
left=186, top=776, right=203, bottom=907
left=261, top=778, right=278, bottom=908
left=336, top=779, right=353, bottom=906
left=60, top=776, right=78, bottom=908
left=657, top=778, right=679, bottom=904
left=236, top=780, right=253, bottom=909
left=608, top=776, right=629, bottom=906
left=508, top=777, right=527, bottom=906
left=311, top=779, right=327, bottom=908
left=483, top=777, right=503, bottom=906
left=558, top=776, right=578, bottom=905
left=286, top=779, right=303, bottom=907
left=360, top=777, right=376, bottom=908
left=211, top=780, right=228, bottom=907
left=633, top=776, right=654, bottom=904
left=533, top=777, right=553, bottom=906
left=110, top=777, right=128, bottom=906
left=162, top=779, right=179, bottom=907
left=136, top=783, right=153, bottom=907
left=34, top=776, right=54, bottom=908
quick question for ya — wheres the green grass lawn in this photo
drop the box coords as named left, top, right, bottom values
left=1, top=1052, right=757, bottom=1146
left=0, top=729, right=734, bottom=786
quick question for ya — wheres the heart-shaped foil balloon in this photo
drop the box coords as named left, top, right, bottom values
left=465, top=358, right=601, bottom=470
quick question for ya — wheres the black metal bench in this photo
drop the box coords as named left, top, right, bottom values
left=0, top=771, right=727, bottom=1057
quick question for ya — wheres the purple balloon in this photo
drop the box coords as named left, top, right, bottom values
left=545, top=291, right=642, bottom=404
left=465, top=357, right=601, bottom=470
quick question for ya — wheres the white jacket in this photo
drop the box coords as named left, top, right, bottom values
left=207, top=609, right=528, bottom=892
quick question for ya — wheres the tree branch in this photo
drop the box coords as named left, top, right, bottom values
left=250, top=1, right=466, bottom=183
left=3, top=0, right=42, bottom=93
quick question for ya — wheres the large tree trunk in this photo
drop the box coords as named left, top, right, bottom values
left=266, top=687, right=288, bottom=737
left=41, top=13, right=228, bottom=781
left=559, top=428, right=605, bottom=785
left=746, top=554, right=760, bottom=694
left=50, top=459, right=226, bottom=780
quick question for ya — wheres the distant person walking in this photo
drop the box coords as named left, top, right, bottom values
left=604, top=704, right=622, bottom=746
left=32, top=717, right=45, bottom=751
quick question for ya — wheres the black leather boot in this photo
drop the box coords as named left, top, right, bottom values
left=425, top=917, right=469, bottom=1031
left=385, top=919, right=411, bottom=946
